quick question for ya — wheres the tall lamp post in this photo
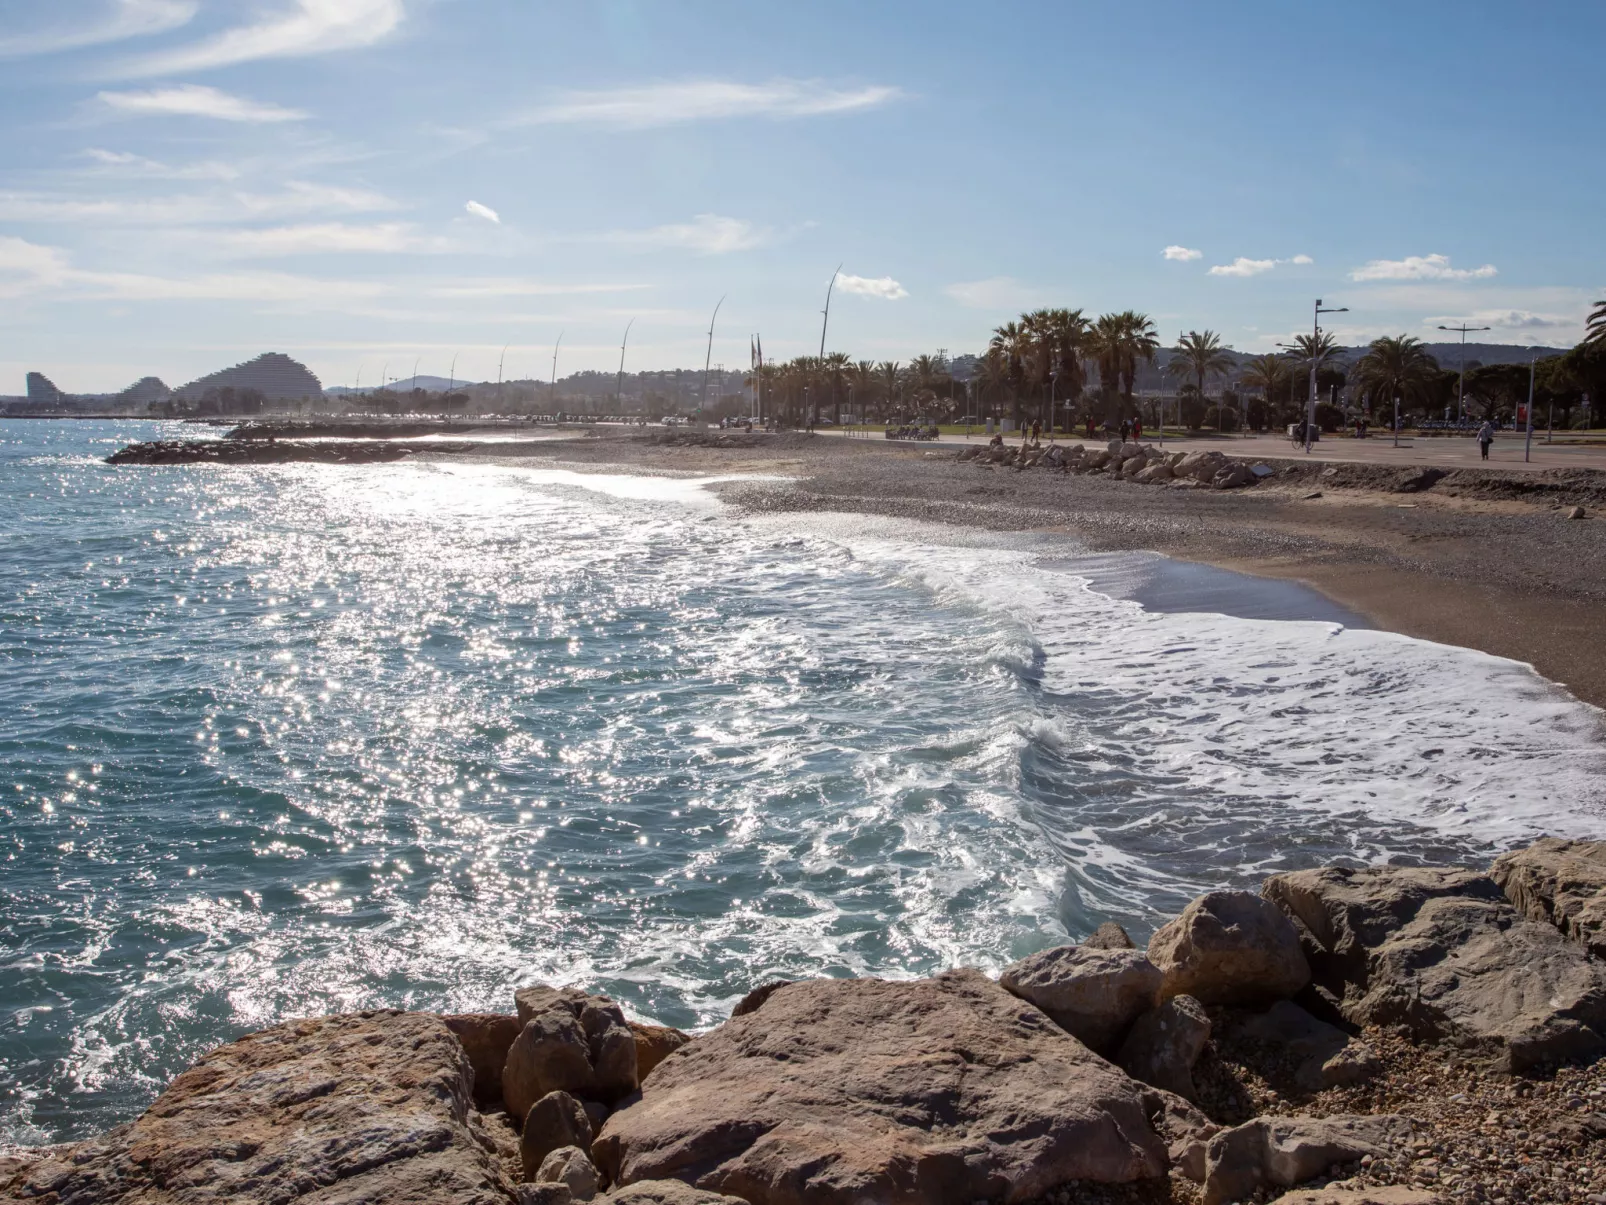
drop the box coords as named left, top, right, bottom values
left=1303, top=300, right=1347, bottom=453
left=549, top=331, right=563, bottom=415
left=614, top=319, right=635, bottom=414
left=699, top=295, right=726, bottom=420
left=1437, top=322, right=1491, bottom=424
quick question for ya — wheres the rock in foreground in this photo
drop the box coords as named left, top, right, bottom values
left=1492, top=836, right=1606, bottom=959
left=593, top=968, right=1171, bottom=1205
left=0, top=1010, right=515, bottom=1205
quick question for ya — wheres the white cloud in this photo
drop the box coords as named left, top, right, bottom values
left=604, top=214, right=769, bottom=254
left=942, top=276, right=1045, bottom=311
left=0, top=236, right=72, bottom=298
left=464, top=200, right=500, bottom=224
left=836, top=273, right=907, bottom=300
left=1209, top=257, right=1277, bottom=278
left=1163, top=245, right=1201, bottom=261
left=0, top=0, right=195, bottom=59
left=79, top=148, right=242, bottom=180
left=117, top=0, right=403, bottom=77
left=1422, top=309, right=1573, bottom=332
left=215, top=223, right=441, bottom=256
left=1350, top=254, right=1497, bottom=282
left=98, top=84, right=306, bottom=123
left=427, top=280, right=653, bottom=299
left=1207, top=254, right=1313, bottom=278
left=517, top=78, right=901, bottom=129
left=0, top=182, right=398, bottom=225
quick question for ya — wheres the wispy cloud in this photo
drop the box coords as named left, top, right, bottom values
left=1208, top=254, right=1313, bottom=278
left=837, top=273, right=907, bottom=300
left=517, top=78, right=902, bottom=129
left=117, top=0, right=403, bottom=77
left=1422, top=309, right=1573, bottom=332
left=215, top=222, right=444, bottom=256
left=79, top=148, right=243, bottom=180
left=98, top=84, right=306, bottom=123
left=0, top=0, right=195, bottom=59
left=1163, top=245, right=1201, bottom=262
left=0, top=237, right=72, bottom=298
left=0, top=181, right=399, bottom=226
left=942, top=276, right=1046, bottom=311
left=603, top=214, right=769, bottom=254
left=1350, top=254, right=1497, bottom=282
left=464, top=200, right=500, bottom=224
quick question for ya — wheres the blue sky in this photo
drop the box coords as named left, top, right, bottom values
left=1, top=0, right=1601, bottom=393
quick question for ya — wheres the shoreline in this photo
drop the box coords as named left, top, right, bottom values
left=411, top=431, right=1606, bottom=712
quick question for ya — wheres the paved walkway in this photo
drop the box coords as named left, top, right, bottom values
left=830, top=428, right=1606, bottom=473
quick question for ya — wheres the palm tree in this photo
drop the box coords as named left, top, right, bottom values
left=822, top=351, right=852, bottom=424
left=845, top=359, right=878, bottom=421
left=1587, top=300, right=1606, bottom=347
left=876, top=361, right=903, bottom=417
left=1282, top=331, right=1346, bottom=376
left=1091, top=311, right=1159, bottom=416
left=1240, top=353, right=1289, bottom=427
left=1350, top=335, right=1440, bottom=413
left=1165, top=331, right=1234, bottom=429
left=989, top=321, right=1031, bottom=425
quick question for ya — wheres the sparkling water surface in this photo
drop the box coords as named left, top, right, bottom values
left=3, top=419, right=1605, bottom=1145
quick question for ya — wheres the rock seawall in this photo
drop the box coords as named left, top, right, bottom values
left=11, top=840, right=1606, bottom=1205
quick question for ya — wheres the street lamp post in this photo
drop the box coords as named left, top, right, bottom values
left=1437, top=322, right=1491, bottom=424
left=549, top=331, right=563, bottom=415
left=1305, top=300, right=1348, bottom=453
left=614, top=319, right=635, bottom=413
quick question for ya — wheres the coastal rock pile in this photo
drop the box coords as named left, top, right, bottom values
left=11, top=838, right=1606, bottom=1205
left=105, top=439, right=468, bottom=465
left=956, top=439, right=1273, bottom=490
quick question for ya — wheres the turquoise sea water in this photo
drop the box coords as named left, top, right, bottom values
left=4, top=419, right=1605, bottom=1145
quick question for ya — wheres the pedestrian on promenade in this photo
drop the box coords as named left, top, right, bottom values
left=1477, top=419, right=1495, bottom=461
left=1133, top=417, right=1143, bottom=442
left=1120, top=418, right=1131, bottom=442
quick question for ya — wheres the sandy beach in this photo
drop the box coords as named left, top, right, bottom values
left=438, top=429, right=1606, bottom=711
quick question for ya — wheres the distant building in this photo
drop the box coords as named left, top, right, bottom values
left=26, top=372, right=64, bottom=405
left=174, top=353, right=322, bottom=403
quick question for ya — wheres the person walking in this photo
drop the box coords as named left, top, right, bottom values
left=1477, top=419, right=1495, bottom=461
left=1086, top=414, right=1096, bottom=440
left=1132, top=417, right=1143, bottom=442
left=1119, top=418, right=1131, bottom=443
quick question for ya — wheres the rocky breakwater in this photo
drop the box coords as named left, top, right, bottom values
left=105, top=439, right=471, bottom=466
left=957, top=439, right=1275, bottom=491
left=13, top=839, right=1606, bottom=1205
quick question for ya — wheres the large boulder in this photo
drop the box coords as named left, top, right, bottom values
left=1201, top=1113, right=1411, bottom=1205
left=998, top=945, right=1162, bottom=1051
left=630, top=1022, right=692, bottom=1081
left=539, top=1145, right=603, bottom=1201
left=1148, top=891, right=1309, bottom=1005
left=1491, top=837, right=1606, bottom=958
left=1233, top=1000, right=1380, bottom=1092
left=1175, top=450, right=1228, bottom=483
left=505, top=986, right=640, bottom=1118
left=1115, top=995, right=1211, bottom=1100
left=1264, top=865, right=1606, bottom=1070
left=524, top=1090, right=596, bottom=1181
left=592, top=968, right=1171, bottom=1205
left=446, top=1012, right=525, bottom=1106
left=1083, top=922, right=1136, bottom=951
left=0, top=1011, right=515, bottom=1205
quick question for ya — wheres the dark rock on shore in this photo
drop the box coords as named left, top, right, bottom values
left=1148, top=890, right=1311, bottom=1005
left=592, top=968, right=1172, bottom=1204
left=0, top=1010, right=515, bottom=1205
left=1201, top=1113, right=1412, bottom=1205
left=105, top=438, right=468, bottom=465
left=998, top=945, right=1162, bottom=1051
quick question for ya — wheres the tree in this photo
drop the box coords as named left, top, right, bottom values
left=989, top=321, right=1031, bottom=425
left=1091, top=311, right=1159, bottom=418
left=1465, top=362, right=1530, bottom=420
left=1165, top=330, right=1234, bottom=428
left=1349, top=335, right=1441, bottom=417
left=1240, top=354, right=1290, bottom=427
left=876, top=361, right=903, bottom=417
left=823, top=351, right=852, bottom=423
left=1587, top=300, right=1606, bottom=347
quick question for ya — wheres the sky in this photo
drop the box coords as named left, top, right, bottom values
left=1, top=0, right=1602, bottom=394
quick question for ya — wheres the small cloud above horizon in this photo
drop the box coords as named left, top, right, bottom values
left=837, top=273, right=907, bottom=300
left=515, top=78, right=902, bottom=130
left=1422, top=309, right=1572, bottom=332
left=113, top=0, right=404, bottom=78
left=1163, top=245, right=1202, bottom=261
left=1351, top=254, right=1497, bottom=283
left=1208, top=255, right=1312, bottom=278
left=98, top=84, right=306, bottom=123
left=464, top=200, right=500, bottom=224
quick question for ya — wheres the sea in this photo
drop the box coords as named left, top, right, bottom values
left=4, top=418, right=1605, bottom=1146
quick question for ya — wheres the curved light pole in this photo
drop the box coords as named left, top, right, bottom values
left=700, top=295, right=726, bottom=417
left=614, top=319, right=635, bottom=414
left=818, top=264, right=842, bottom=358
left=410, top=358, right=420, bottom=393
left=550, top=330, right=563, bottom=413
left=497, top=343, right=509, bottom=410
